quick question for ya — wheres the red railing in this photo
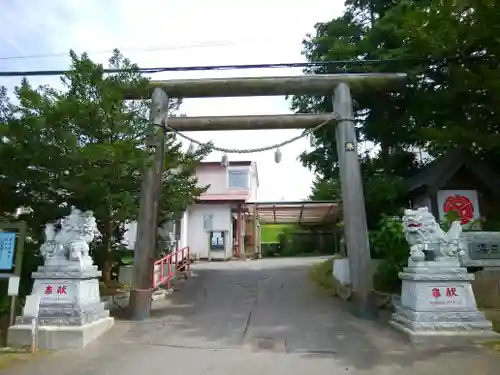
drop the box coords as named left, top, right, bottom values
left=152, top=246, right=191, bottom=290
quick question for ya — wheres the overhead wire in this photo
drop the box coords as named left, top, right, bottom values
left=0, top=54, right=496, bottom=77
left=0, top=36, right=289, bottom=62
left=0, top=59, right=395, bottom=77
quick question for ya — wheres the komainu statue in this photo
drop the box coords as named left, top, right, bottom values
left=402, top=207, right=465, bottom=263
left=40, top=207, right=101, bottom=269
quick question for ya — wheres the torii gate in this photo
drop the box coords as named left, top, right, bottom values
left=126, top=73, right=407, bottom=320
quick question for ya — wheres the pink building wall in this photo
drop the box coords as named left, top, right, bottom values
left=195, top=161, right=258, bottom=201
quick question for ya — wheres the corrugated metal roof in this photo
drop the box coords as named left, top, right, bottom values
left=247, top=201, right=341, bottom=225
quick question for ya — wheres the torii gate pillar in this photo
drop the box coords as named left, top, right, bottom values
left=333, top=83, right=375, bottom=318
left=129, top=88, right=168, bottom=321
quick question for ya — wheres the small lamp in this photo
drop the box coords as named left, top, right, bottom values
left=274, top=148, right=282, bottom=163
left=221, top=153, right=229, bottom=167
left=187, top=142, right=196, bottom=154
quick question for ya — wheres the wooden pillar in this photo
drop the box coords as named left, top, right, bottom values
left=252, top=210, right=258, bottom=258
left=129, top=88, right=169, bottom=321
left=236, top=204, right=242, bottom=257
left=429, top=189, right=440, bottom=220
left=333, top=82, right=375, bottom=318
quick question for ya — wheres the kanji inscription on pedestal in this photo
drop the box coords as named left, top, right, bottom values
left=429, top=285, right=466, bottom=308
left=40, top=282, right=73, bottom=302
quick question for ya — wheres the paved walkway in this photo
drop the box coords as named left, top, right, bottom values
left=9, top=257, right=500, bottom=375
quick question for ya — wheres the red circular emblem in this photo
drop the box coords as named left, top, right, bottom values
left=443, top=195, right=474, bottom=224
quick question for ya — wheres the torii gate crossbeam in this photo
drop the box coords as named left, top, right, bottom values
left=127, top=73, right=407, bottom=321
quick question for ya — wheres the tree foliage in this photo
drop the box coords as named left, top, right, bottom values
left=0, top=49, right=209, bottom=286
left=295, top=0, right=500, bottom=228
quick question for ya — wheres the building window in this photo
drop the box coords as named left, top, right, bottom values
left=228, top=170, right=249, bottom=189
left=203, top=215, right=213, bottom=231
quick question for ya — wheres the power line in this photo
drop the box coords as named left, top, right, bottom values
left=0, top=42, right=237, bottom=61
left=0, top=60, right=338, bottom=77
left=0, top=55, right=495, bottom=77
left=0, top=36, right=292, bottom=62
left=0, top=61, right=330, bottom=77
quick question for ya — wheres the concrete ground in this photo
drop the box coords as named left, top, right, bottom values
left=8, top=257, right=500, bottom=375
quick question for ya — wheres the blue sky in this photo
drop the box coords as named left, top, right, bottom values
left=0, top=0, right=344, bottom=201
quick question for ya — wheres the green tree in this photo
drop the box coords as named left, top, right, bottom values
left=371, top=0, right=500, bottom=156
left=0, top=49, right=210, bottom=284
left=296, top=0, right=500, bottom=227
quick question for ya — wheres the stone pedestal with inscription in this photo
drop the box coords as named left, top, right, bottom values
left=389, top=260, right=499, bottom=345
left=8, top=208, right=114, bottom=350
left=389, top=207, right=499, bottom=346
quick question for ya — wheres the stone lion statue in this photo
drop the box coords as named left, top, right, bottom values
left=402, top=207, right=464, bottom=263
left=40, top=207, right=101, bottom=268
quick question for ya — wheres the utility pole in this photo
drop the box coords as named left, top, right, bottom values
left=129, top=88, right=169, bottom=321
left=333, top=82, right=375, bottom=318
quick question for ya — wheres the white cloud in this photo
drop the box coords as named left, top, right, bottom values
left=0, top=0, right=344, bottom=201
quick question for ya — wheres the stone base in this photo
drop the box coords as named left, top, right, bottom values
left=24, top=265, right=107, bottom=326
left=7, top=317, right=115, bottom=350
left=333, top=258, right=350, bottom=285
left=389, top=318, right=499, bottom=346
left=16, top=302, right=109, bottom=326
left=389, top=263, right=499, bottom=346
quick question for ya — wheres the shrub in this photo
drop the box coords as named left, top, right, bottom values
left=308, top=259, right=335, bottom=291
left=370, top=215, right=409, bottom=293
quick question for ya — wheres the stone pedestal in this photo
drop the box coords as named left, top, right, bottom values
left=333, top=258, right=350, bottom=285
left=389, top=260, right=499, bottom=346
left=8, top=264, right=114, bottom=350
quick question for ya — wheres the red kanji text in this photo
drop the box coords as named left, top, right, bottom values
left=432, top=288, right=441, bottom=298
left=57, top=285, right=67, bottom=295
left=44, top=285, right=53, bottom=295
left=446, top=287, right=458, bottom=297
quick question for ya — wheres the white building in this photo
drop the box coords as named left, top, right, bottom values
left=123, top=160, right=259, bottom=260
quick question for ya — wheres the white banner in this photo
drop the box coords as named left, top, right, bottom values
left=437, top=189, right=480, bottom=225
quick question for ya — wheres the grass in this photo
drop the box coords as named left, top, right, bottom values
left=99, top=280, right=130, bottom=297
left=481, top=340, right=500, bottom=351
left=308, top=258, right=341, bottom=296
left=308, top=258, right=391, bottom=306
left=0, top=347, right=48, bottom=370
left=260, top=224, right=293, bottom=243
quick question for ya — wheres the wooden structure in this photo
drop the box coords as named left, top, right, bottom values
left=407, top=149, right=500, bottom=223
left=249, top=201, right=340, bottom=225
left=129, top=89, right=169, bottom=320
left=128, top=73, right=407, bottom=320
left=165, top=113, right=333, bottom=131
left=125, top=73, right=406, bottom=99
left=243, top=201, right=341, bottom=259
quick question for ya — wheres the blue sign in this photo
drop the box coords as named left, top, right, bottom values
left=0, top=232, right=16, bottom=270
